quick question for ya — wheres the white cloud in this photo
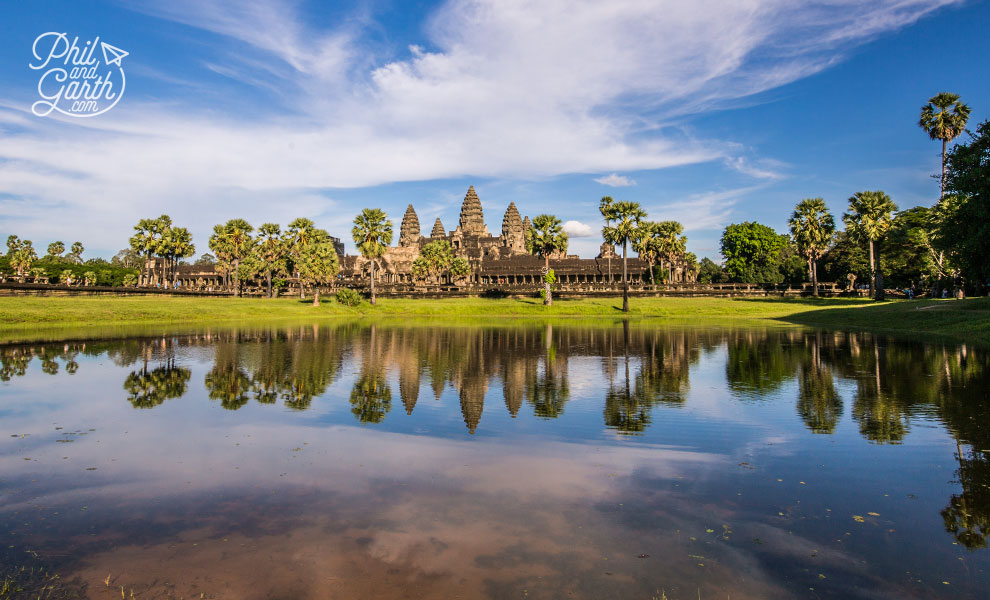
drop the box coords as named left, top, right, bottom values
left=0, top=0, right=962, bottom=254
left=562, top=220, right=595, bottom=237
left=594, top=173, right=636, bottom=187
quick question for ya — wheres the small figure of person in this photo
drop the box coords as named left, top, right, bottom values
left=942, top=288, right=949, bottom=299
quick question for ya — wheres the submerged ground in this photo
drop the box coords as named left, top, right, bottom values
left=1, top=320, right=988, bottom=599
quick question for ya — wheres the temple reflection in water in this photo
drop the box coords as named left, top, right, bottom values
left=3, top=322, right=989, bottom=550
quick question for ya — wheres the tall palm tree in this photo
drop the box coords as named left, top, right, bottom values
left=46, top=241, right=65, bottom=260
left=256, top=223, right=286, bottom=298
left=603, top=201, right=647, bottom=312
left=599, top=196, right=615, bottom=283
left=789, top=198, right=835, bottom=297
left=352, top=209, right=393, bottom=306
left=655, top=221, right=686, bottom=284
left=525, top=214, right=569, bottom=306
left=286, top=218, right=316, bottom=299
left=209, top=219, right=254, bottom=296
left=130, top=218, right=162, bottom=286
left=632, top=221, right=661, bottom=285
left=843, top=191, right=897, bottom=301
left=919, top=92, right=971, bottom=198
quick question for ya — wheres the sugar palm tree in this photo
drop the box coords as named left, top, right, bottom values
left=295, top=228, right=340, bottom=306
left=843, top=191, right=897, bottom=301
left=525, top=214, right=569, bottom=306
left=599, top=196, right=615, bottom=283
left=352, top=209, right=393, bottom=305
left=130, top=218, right=162, bottom=286
left=919, top=92, right=971, bottom=198
left=209, top=219, right=254, bottom=296
left=789, top=198, right=835, bottom=297
left=632, top=221, right=661, bottom=285
left=69, top=241, right=84, bottom=264
left=286, top=218, right=317, bottom=299
left=46, top=241, right=65, bottom=260
left=256, top=223, right=286, bottom=298
left=602, top=201, right=647, bottom=312
left=655, top=221, right=686, bottom=284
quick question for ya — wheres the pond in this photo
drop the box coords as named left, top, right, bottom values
left=1, top=320, right=988, bottom=599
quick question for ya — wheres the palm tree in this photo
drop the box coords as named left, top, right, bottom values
left=286, top=218, right=316, bottom=299
left=46, top=241, right=65, bottom=260
left=352, top=209, right=393, bottom=306
left=919, top=92, right=971, bottom=198
left=69, top=241, right=84, bottom=264
left=159, top=226, right=195, bottom=287
left=256, top=223, right=286, bottom=298
left=209, top=219, right=254, bottom=296
left=603, top=201, right=647, bottom=312
left=295, top=228, right=340, bottom=305
left=599, top=196, right=615, bottom=283
left=789, top=198, right=835, bottom=297
left=655, top=221, right=686, bottom=284
left=525, top=214, right=569, bottom=306
left=130, top=218, right=161, bottom=286
left=844, top=191, right=897, bottom=301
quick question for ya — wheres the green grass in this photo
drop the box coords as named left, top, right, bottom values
left=0, top=295, right=987, bottom=345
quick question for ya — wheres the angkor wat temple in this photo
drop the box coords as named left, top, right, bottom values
left=171, top=186, right=696, bottom=293
left=338, top=186, right=696, bottom=290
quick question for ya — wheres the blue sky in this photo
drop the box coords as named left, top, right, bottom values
left=1, top=0, right=988, bottom=260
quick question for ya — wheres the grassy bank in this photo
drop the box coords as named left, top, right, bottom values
left=0, top=295, right=987, bottom=345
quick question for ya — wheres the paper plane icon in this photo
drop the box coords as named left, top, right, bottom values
left=101, top=42, right=128, bottom=67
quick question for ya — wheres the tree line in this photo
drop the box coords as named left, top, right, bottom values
left=701, top=93, right=987, bottom=299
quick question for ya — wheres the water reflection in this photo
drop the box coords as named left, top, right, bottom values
left=3, top=322, right=990, bottom=596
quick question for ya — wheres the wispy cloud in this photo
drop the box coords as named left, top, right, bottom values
left=594, top=173, right=636, bottom=187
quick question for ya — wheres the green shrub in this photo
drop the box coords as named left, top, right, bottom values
left=335, top=287, right=362, bottom=307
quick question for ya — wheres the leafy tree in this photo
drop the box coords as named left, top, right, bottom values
left=350, top=371, right=392, bottom=424
left=843, top=191, right=898, bottom=300
left=60, top=269, right=74, bottom=285
left=112, top=247, right=142, bottom=269
left=788, top=198, right=835, bottom=296
left=939, top=119, right=990, bottom=291
left=602, top=201, right=647, bottom=311
left=352, top=209, right=393, bottom=306
left=6, top=235, right=19, bottom=256
left=122, top=273, right=137, bottom=286
left=697, top=257, right=726, bottom=284
left=719, top=222, right=787, bottom=284
left=69, top=241, right=84, bottom=264
left=29, top=266, right=48, bottom=283
left=296, top=228, right=340, bottom=305
left=255, top=223, right=287, bottom=298
left=83, top=270, right=97, bottom=286
left=194, top=253, right=216, bottom=266
left=525, top=214, right=569, bottom=306
left=919, top=92, right=971, bottom=198
left=46, top=241, right=65, bottom=260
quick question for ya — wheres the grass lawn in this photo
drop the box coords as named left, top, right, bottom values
left=0, top=294, right=987, bottom=345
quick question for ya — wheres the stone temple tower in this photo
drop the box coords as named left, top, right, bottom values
left=500, top=202, right=526, bottom=254
left=457, top=186, right=488, bottom=236
left=399, top=204, right=421, bottom=247
left=431, top=218, right=446, bottom=239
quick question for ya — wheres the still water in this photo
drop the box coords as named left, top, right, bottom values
left=0, top=321, right=988, bottom=599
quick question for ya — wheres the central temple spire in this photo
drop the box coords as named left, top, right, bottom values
left=458, top=185, right=488, bottom=236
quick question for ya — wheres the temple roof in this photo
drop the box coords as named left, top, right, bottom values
left=501, top=201, right=523, bottom=237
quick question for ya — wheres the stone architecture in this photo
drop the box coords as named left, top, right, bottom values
left=338, top=186, right=698, bottom=289
left=399, top=205, right=421, bottom=247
